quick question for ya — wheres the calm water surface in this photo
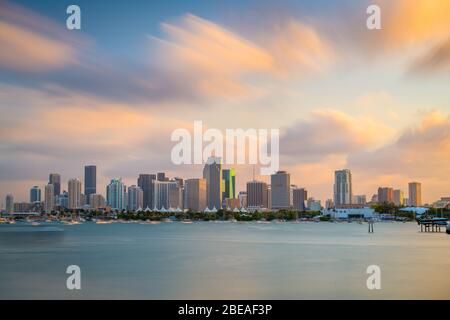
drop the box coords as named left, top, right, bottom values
left=0, top=221, right=449, bottom=299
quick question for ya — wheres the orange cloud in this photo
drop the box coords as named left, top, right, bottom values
left=378, top=0, right=450, bottom=48
left=0, top=2, right=85, bottom=73
left=0, top=21, right=76, bottom=72
left=150, top=14, right=335, bottom=99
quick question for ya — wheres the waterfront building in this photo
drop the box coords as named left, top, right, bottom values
left=334, top=169, right=352, bottom=207
left=353, top=195, right=367, bottom=205
left=323, top=206, right=375, bottom=219
left=225, top=198, right=241, bottom=210
left=44, top=184, right=55, bottom=213
left=246, top=180, right=268, bottom=209
left=107, top=179, right=126, bottom=210
left=127, top=185, right=143, bottom=211
left=184, top=178, right=207, bottom=212
left=409, top=182, right=422, bottom=207
left=5, top=194, right=14, bottom=214
left=203, top=157, right=222, bottom=209
left=49, top=173, right=61, bottom=196
left=68, top=178, right=82, bottom=209
left=89, top=194, right=106, bottom=210
left=153, top=180, right=178, bottom=210
left=58, top=191, right=69, bottom=209
left=84, top=165, right=97, bottom=204
left=393, top=189, right=404, bottom=206
left=307, top=197, right=321, bottom=211
left=325, top=199, right=334, bottom=209
left=271, top=171, right=290, bottom=210
left=30, top=186, right=41, bottom=203
left=238, top=191, right=247, bottom=208
left=293, top=188, right=307, bottom=211
left=169, top=185, right=183, bottom=209
left=222, top=168, right=236, bottom=201
left=433, top=197, right=450, bottom=209
left=138, top=174, right=156, bottom=209
left=378, top=187, right=394, bottom=204
left=14, top=202, right=32, bottom=212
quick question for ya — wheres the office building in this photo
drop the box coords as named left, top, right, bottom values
left=246, top=180, right=268, bottom=209
left=203, top=157, right=222, bottom=209
left=222, top=168, right=236, bottom=201
left=153, top=180, right=178, bottom=210
left=184, top=179, right=207, bottom=212
left=334, top=169, right=352, bottom=207
left=271, top=171, right=290, bottom=210
left=293, top=188, right=307, bottom=211
left=107, top=179, right=126, bottom=210
left=138, top=174, right=156, bottom=209
left=84, top=165, right=97, bottom=204
left=393, top=189, right=404, bottom=206
left=409, top=182, right=422, bottom=207
left=353, top=195, right=367, bottom=205
left=89, top=194, right=106, bottom=210
left=49, top=173, right=61, bottom=196
left=378, top=187, right=394, bottom=204
left=68, top=178, right=82, bottom=209
left=5, top=194, right=14, bottom=214
left=30, top=186, right=41, bottom=203
left=44, top=184, right=55, bottom=213
left=127, top=185, right=143, bottom=211
left=238, top=191, right=247, bottom=208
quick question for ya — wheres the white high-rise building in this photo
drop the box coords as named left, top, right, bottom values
left=106, top=179, right=126, bottom=210
left=5, top=194, right=14, bottom=214
left=334, top=169, right=352, bottom=208
left=68, top=178, right=82, bottom=209
left=44, top=184, right=55, bottom=213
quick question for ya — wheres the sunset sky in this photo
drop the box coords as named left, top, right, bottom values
left=0, top=0, right=449, bottom=205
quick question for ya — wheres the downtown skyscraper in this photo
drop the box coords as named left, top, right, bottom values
left=49, top=173, right=61, bottom=197
left=334, top=169, right=352, bottom=208
left=68, top=178, right=82, bottom=209
left=409, top=182, right=422, bottom=207
left=271, top=171, right=290, bottom=210
left=203, top=157, right=222, bottom=210
left=138, top=174, right=156, bottom=209
left=84, top=165, right=97, bottom=204
left=222, top=168, right=236, bottom=201
left=107, top=178, right=126, bottom=210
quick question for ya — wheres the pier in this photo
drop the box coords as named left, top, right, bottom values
left=417, top=218, right=448, bottom=233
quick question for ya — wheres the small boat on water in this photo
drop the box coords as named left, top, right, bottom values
left=96, top=220, right=113, bottom=224
left=181, top=220, right=193, bottom=224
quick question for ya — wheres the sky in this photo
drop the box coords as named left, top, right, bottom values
left=0, top=0, right=449, bottom=205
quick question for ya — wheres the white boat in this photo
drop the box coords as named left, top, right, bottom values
left=96, top=220, right=113, bottom=224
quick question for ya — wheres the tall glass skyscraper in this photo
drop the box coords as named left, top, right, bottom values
left=107, top=178, right=126, bottom=210
left=334, top=169, right=352, bottom=208
left=84, top=165, right=96, bottom=204
left=203, top=157, right=222, bottom=210
left=30, top=186, right=41, bottom=203
left=270, top=171, right=290, bottom=210
left=138, top=174, right=156, bottom=209
left=222, top=168, right=236, bottom=201
left=49, top=173, right=61, bottom=196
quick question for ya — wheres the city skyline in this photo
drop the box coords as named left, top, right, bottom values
left=0, top=162, right=433, bottom=211
left=0, top=0, right=449, bottom=205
